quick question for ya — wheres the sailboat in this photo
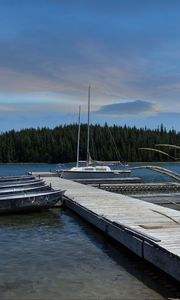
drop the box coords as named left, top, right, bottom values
left=58, top=87, right=132, bottom=180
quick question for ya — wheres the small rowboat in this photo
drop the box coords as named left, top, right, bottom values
left=0, top=180, right=45, bottom=189
left=0, top=175, right=36, bottom=182
left=0, top=185, right=51, bottom=196
left=0, top=190, right=65, bottom=213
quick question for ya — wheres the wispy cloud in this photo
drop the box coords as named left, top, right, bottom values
left=0, top=102, right=178, bottom=132
left=0, top=102, right=78, bottom=113
left=0, top=102, right=79, bottom=132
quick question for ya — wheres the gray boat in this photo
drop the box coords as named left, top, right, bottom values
left=0, top=190, right=65, bottom=213
left=0, top=175, right=36, bottom=182
left=0, top=179, right=45, bottom=189
left=0, top=178, right=44, bottom=186
left=0, top=185, right=51, bottom=196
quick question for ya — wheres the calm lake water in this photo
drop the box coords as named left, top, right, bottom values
left=0, top=163, right=180, bottom=299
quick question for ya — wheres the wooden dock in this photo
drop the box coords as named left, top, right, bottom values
left=41, top=176, right=180, bottom=282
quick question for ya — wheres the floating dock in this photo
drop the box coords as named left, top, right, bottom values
left=42, top=176, right=180, bottom=282
left=97, top=182, right=180, bottom=193
left=73, top=177, right=141, bottom=184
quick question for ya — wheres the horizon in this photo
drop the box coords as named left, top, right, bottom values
left=0, top=1, right=180, bottom=131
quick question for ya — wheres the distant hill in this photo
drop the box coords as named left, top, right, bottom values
left=0, top=124, right=179, bottom=163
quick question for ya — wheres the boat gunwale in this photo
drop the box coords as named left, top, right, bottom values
left=0, top=189, right=65, bottom=201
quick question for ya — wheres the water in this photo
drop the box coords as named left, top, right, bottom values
left=0, top=163, right=180, bottom=299
left=0, top=163, right=57, bottom=177
left=0, top=209, right=179, bottom=300
left=129, top=161, right=180, bottom=183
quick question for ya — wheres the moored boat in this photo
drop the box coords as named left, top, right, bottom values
left=0, top=180, right=45, bottom=189
left=59, top=166, right=131, bottom=180
left=0, top=175, right=36, bottom=182
left=0, top=178, right=44, bottom=186
left=0, top=190, right=65, bottom=213
left=0, top=185, right=51, bottom=196
left=57, top=87, right=131, bottom=180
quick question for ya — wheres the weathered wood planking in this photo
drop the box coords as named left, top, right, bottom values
left=44, top=177, right=180, bottom=282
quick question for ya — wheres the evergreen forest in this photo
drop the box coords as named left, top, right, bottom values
left=0, top=124, right=179, bottom=163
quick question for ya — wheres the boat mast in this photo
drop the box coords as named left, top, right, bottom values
left=76, top=105, right=81, bottom=167
left=86, top=85, right=90, bottom=166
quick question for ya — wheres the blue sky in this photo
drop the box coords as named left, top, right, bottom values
left=0, top=0, right=180, bottom=131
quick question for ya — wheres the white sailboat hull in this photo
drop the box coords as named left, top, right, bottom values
left=59, top=169, right=131, bottom=180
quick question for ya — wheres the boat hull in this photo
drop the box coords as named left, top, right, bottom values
left=0, top=178, right=44, bottom=186
left=0, top=190, right=64, bottom=214
left=0, top=175, right=36, bottom=183
left=59, top=169, right=131, bottom=180
left=0, top=180, right=45, bottom=189
left=0, top=185, right=50, bottom=196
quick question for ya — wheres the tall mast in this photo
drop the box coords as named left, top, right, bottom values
left=86, top=85, right=90, bottom=166
left=76, top=105, right=81, bottom=167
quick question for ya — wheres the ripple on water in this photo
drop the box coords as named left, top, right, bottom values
left=0, top=209, right=179, bottom=300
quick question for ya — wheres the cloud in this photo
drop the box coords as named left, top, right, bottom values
left=95, top=100, right=161, bottom=117
left=0, top=102, right=77, bottom=114
left=0, top=102, right=79, bottom=132
left=0, top=0, right=180, bottom=131
left=0, top=101, right=179, bottom=132
left=0, top=0, right=180, bottom=114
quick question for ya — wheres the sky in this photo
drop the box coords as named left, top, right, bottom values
left=0, top=0, right=180, bottom=132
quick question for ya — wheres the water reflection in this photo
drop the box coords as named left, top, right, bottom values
left=0, top=209, right=63, bottom=227
left=161, top=202, right=180, bottom=211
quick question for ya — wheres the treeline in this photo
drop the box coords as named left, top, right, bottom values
left=0, top=124, right=179, bottom=163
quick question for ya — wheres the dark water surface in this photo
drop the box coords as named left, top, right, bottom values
left=0, top=209, right=179, bottom=300
left=0, top=163, right=180, bottom=299
left=0, top=163, right=57, bottom=177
